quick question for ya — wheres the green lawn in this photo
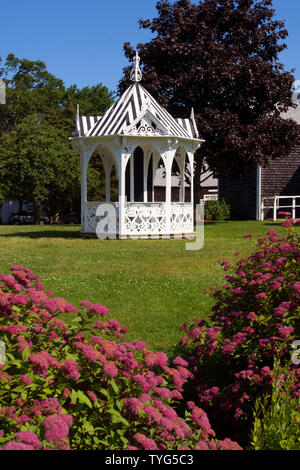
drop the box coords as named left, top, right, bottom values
left=0, top=221, right=297, bottom=353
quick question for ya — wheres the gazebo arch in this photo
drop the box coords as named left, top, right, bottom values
left=71, top=52, right=204, bottom=239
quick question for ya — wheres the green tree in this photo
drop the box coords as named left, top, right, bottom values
left=0, top=54, right=66, bottom=134
left=0, top=54, right=115, bottom=222
left=65, top=83, right=115, bottom=116
left=0, top=116, right=79, bottom=223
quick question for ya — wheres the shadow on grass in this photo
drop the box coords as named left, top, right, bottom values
left=0, top=227, right=82, bottom=239
left=264, top=221, right=290, bottom=226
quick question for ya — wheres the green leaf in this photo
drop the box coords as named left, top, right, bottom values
left=83, top=421, right=94, bottom=433
left=71, top=389, right=77, bottom=404
left=77, top=390, right=92, bottom=408
left=106, top=408, right=129, bottom=426
left=98, top=388, right=109, bottom=398
left=110, top=379, right=119, bottom=395
left=21, top=345, right=31, bottom=361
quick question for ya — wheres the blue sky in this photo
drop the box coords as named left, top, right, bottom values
left=1, top=0, right=299, bottom=93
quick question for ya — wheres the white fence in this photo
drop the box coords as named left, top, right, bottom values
left=260, top=196, right=300, bottom=221
left=200, top=194, right=218, bottom=203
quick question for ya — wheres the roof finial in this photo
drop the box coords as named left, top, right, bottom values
left=130, top=51, right=142, bottom=83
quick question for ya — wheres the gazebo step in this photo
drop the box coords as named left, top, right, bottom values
left=81, top=232, right=196, bottom=240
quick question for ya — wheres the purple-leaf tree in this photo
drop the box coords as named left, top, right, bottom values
left=119, top=0, right=299, bottom=203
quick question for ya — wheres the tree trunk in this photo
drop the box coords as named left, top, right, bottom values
left=33, top=199, right=42, bottom=225
left=193, top=153, right=203, bottom=208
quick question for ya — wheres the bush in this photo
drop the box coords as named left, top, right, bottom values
left=204, top=199, right=230, bottom=221
left=250, top=360, right=300, bottom=450
left=178, top=224, right=300, bottom=446
left=0, top=266, right=241, bottom=450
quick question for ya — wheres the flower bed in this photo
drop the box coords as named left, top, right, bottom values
left=0, top=266, right=241, bottom=450
left=178, top=224, right=300, bottom=446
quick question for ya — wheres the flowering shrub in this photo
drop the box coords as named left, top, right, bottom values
left=0, top=266, right=241, bottom=450
left=178, top=224, right=300, bottom=446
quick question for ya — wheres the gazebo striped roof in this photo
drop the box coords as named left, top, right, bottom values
left=75, top=83, right=199, bottom=140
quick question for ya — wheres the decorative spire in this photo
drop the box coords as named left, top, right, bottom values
left=130, top=51, right=142, bottom=83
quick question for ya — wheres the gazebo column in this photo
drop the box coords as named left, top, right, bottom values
left=81, top=147, right=91, bottom=233
left=188, top=152, right=194, bottom=207
left=118, top=152, right=131, bottom=238
left=130, top=154, right=134, bottom=202
left=152, top=167, right=155, bottom=203
left=163, top=149, right=174, bottom=236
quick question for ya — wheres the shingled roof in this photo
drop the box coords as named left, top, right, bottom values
left=75, top=82, right=199, bottom=140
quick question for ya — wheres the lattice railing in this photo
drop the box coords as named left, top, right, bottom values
left=124, top=203, right=167, bottom=235
left=170, top=204, right=194, bottom=234
left=85, top=202, right=119, bottom=233
left=84, top=202, right=194, bottom=236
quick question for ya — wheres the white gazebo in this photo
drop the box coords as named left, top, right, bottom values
left=71, top=52, right=204, bottom=239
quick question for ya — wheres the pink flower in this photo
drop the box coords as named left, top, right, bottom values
left=42, top=298, right=59, bottom=313
left=62, top=360, right=81, bottom=381
left=292, top=282, right=300, bottom=294
left=103, top=361, right=118, bottom=378
left=278, top=211, right=291, bottom=217
left=187, top=401, right=195, bottom=410
left=43, top=414, right=71, bottom=443
left=234, top=408, right=243, bottom=419
left=255, top=292, right=266, bottom=300
left=86, top=391, right=98, bottom=403
left=221, top=259, right=230, bottom=266
left=76, top=343, right=98, bottom=362
left=16, top=415, right=34, bottom=426
left=65, top=303, right=77, bottom=314
left=270, top=280, right=281, bottom=290
left=173, top=356, right=189, bottom=367
left=155, top=387, right=172, bottom=400
left=197, top=440, right=209, bottom=450
left=29, top=351, right=51, bottom=376
left=15, top=431, right=41, bottom=450
left=89, top=304, right=110, bottom=316
left=139, top=393, right=151, bottom=402
left=133, top=433, right=158, bottom=450
left=261, top=366, right=271, bottom=376
left=247, top=312, right=257, bottom=320
left=243, top=233, right=253, bottom=239
left=125, top=398, right=141, bottom=416
left=6, top=324, right=27, bottom=335
left=278, top=326, right=294, bottom=337
left=282, top=219, right=294, bottom=228
left=191, top=407, right=212, bottom=433
left=3, top=442, right=35, bottom=450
